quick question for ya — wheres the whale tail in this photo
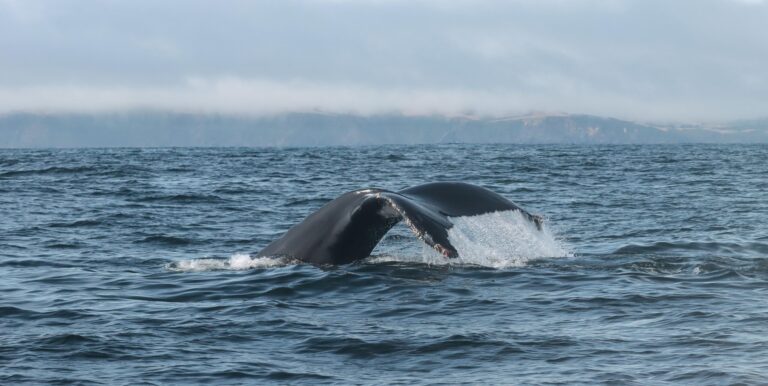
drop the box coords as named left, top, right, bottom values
left=257, top=182, right=543, bottom=265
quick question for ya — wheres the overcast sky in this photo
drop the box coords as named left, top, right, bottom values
left=1, top=0, right=766, bottom=121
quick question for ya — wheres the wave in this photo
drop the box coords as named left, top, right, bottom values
left=167, top=253, right=291, bottom=272
left=48, top=219, right=102, bottom=228
left=0, top=166, right=96, bottom=178
left=0, top=259, right=77, bottom=268
left=0, top=307, right=93, bottom=321
left=137, top=235, right=196, bottom=246
left=614, top=241, right=768, bottom=256
left=283, top=197, right=332, bottom=207
left=297, top=333, right=523, bottom=359
left=131, top=193, right=228, bottom=204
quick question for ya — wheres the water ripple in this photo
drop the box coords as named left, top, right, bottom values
left=2, top=144, right=767, bottom=384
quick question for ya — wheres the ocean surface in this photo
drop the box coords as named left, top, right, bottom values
left=1, top=144, right=767, bottom=385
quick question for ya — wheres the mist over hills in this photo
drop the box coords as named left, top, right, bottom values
left=1, top=111, right=766, bottom=148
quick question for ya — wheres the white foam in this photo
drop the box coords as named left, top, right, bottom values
left=446, top=210, right=572, bottom=268
left=367, top=245, right=450, bottom=266
left=167, top=253, right=289, bottom=272
left=368, top=210, right=572, bottom=268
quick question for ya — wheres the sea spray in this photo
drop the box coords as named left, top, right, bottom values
left=447, top=210, right=571, bottom=268
left=167, top=253, right=289, bottom=272
left=368, top=210, right=571, bottom=268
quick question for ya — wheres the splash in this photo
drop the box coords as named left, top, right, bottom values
left=446, top=210, right=571, bottom=268
left=369, top=210, right=571, bottom=268
left=166, top=253, right=289, bottom=272
left=171, top=211, right=570, bottom=271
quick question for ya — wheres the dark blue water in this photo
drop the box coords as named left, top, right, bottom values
left=2, top=144, right=767, bottom=385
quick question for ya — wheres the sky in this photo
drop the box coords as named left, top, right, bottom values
left=1, top=0, right=767, bottom=121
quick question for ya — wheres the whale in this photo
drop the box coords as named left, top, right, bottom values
left=257, top=182, right=543, bottom=265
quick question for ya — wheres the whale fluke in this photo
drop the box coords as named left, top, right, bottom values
left=257, top=182, right=543, bottom=265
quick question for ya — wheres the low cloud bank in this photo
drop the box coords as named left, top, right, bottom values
left=1, top=77, right=765, bottom=122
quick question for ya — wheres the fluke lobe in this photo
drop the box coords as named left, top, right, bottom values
left=257, top=182, right=543, bottom=265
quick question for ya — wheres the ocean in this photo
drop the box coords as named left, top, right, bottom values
left=1, top=144, right=767, bottom=384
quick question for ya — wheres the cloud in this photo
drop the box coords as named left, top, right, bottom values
left=4, top=76, right=765, bottom=121
left=0, top=78, right=523, bottom=116
left=1, top=0, right=767, bottom=121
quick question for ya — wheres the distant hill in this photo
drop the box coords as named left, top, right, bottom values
left=442, top=113, right=683, bottom=144
left=1, top=111, right=766, bottom=148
